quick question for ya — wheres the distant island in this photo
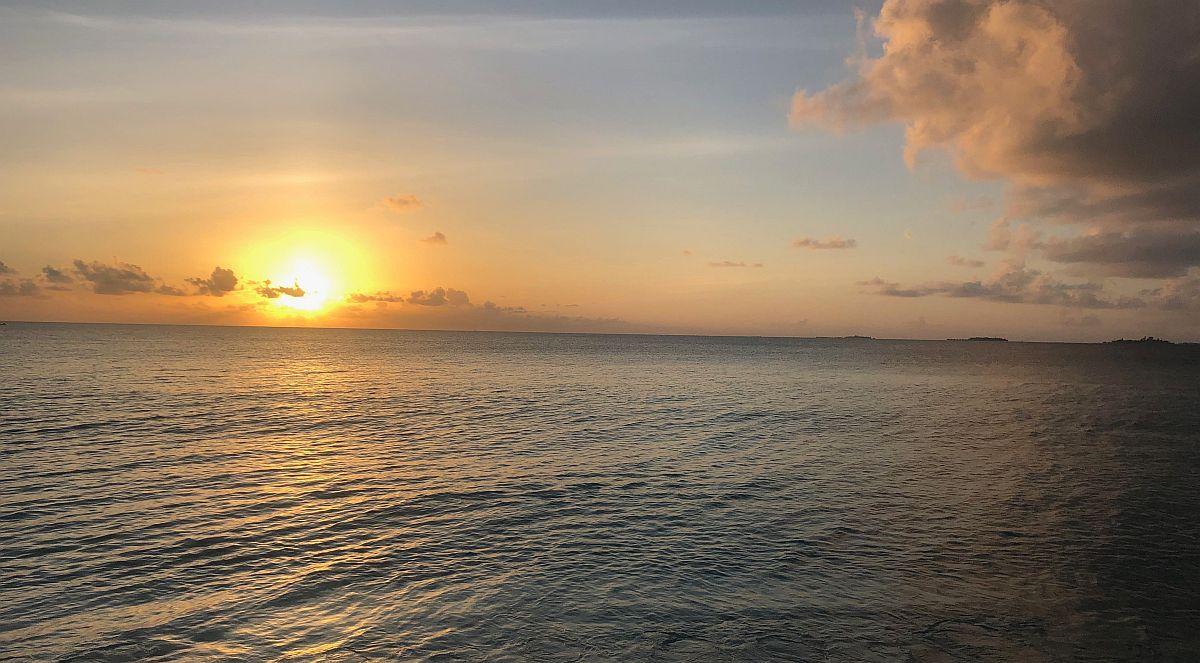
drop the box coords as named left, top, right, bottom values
left=948, top=336, right=1009, bottom=342
left=1103, top=336, right=1174, bottom=345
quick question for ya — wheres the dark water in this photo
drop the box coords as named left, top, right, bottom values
left=2, top=323, right=1199, bottom=662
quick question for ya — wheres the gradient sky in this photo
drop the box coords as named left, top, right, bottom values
left=2, top=0, right=1198, bottom=341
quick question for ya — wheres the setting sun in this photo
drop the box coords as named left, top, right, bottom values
left=271, top=258, right=334, bottom=312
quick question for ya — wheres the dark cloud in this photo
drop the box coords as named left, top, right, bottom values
left=255, top=280, right=305, bottom=299
left=792, top=236, right=857, bottom=250
left=947, top=255, right=984, bottom=268
left=709, top=261, right=764, bottom=268
left=858, top=261, right=1146, bottom=310
left=793, top=0, right=1200, bottom=276
left=187, top=266, right=239, bottom=296
left=381, top=194, right=422, bottom=213
left=407, top=287, right=470, bottom=306
left=0, top=261, right=14, bottom=275
left=1041, top=230, right=1200, bottom=278
left=421, top=231, right=448, bottom=245
left=41, top=266, right=73, bottom=284
left=0, top=279, right=39, bottom=297
left=73, top=259, right=162, bottom=295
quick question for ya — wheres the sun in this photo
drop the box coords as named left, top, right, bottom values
left=236, top=228, right=380, bottom=316
left=272, top=257, right=336, bottom=312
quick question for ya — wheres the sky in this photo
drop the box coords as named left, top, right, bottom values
left=2, top=0, right=1198, bottom=341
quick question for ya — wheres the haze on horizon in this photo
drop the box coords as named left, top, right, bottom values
left=2, top=0, right=1198, bottom=342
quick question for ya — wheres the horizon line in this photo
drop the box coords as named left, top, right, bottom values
left=3, top=318, right=1192, bottom=346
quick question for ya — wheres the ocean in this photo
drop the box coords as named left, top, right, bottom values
left=2, top=322, right=1199, bottom=661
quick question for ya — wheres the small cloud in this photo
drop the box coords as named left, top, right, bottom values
left=792, top=236, right=857, bottom=250
left=0, top=261, right=14, bottom=275
left=408, top=287, right=469, bottom=306
left=187, top=266, right=239, bottom=296
left=682, top=249, right=693, bottom=257
left=346, top=291, right=407, bottom=304
left=947, top=255, right=985, bottom=268
left=0, top=279, right=39, bottom=297
left=381, top=194, right=422, bottom=213
left=421, top=231, right=448, bottom=245
left=255, top=280, right=305, bottom=299
left=708, top=260, right=764, bottom=268
left=482, top=300, right=527, bottom=314
left=156, top=284, right=187, bottom=296
left=903, top=228, right=913, bottom=241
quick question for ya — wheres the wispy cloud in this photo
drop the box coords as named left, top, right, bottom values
left=792, top=236, right=856, bottom=250
left=421, top=231, right=448, bottom=245
left=709, top=260, right=764, bottom=268
left=947, top=255, right=985, bottom=268
left=381, top=194, right=422, bottom=213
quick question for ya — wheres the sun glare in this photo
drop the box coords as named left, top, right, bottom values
left=274, top=259, right=333, bottom=311
left=235, top=227, right=381, bottom=318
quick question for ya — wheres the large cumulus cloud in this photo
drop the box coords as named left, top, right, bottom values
left=792, top=0, right=1200, bottom=277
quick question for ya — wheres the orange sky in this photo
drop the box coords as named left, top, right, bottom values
left=2, top=1, right=1198, bottom=341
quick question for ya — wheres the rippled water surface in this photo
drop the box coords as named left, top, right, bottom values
left=3, top=323, right=1200, bottom=661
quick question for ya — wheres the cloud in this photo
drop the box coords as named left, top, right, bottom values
left=793, top=0, right=1200, bottom=276
left=0, top=261, right=14, bottom=275
left=947, top=255, right=985, bottom=268
left=346, top=291, right=407, bottom=304
left=187, top=266, right=239, bottom=296
left=792, top=236, right=857, bottom=250
left=709, top=260, right=764, bottom=268
left=156, top=284, right=188, bottom=297
left=1141, top=273, right=1200, bottom=311
left=421, top=231, right=448, bottom=245
left=984, top=218, right=1042, bottom=253
left=381, top=194, right=422, bottom=213
left=1041, top=230, right=1200, bottom=278
left=0, top=279, right=39, bottom=297
left=73, top=259, right=171, bottom=295
left=255, top=280, right=305, bottom=299
left=407, top=287, right=470, bottom=306
left=858, top=261, right=1146, bottom=309
left=681, top=249, right=693, bottom=257
left=41, top=266, right=73, bottom=284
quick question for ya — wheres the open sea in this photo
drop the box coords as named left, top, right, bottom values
left=2, top=322, right=1199, bottom=662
